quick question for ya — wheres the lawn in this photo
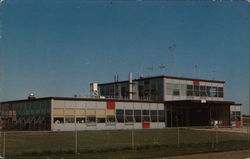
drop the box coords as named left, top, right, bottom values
left=1, top=128, right=249, bottom=159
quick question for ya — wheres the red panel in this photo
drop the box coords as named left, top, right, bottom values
left=236, top=121, right=241, bottom=126
left=142, top=122, right=150, bottom=128
left=193, top=81, right=200, bottom=86
left=107, top=101, right=115, bottom=109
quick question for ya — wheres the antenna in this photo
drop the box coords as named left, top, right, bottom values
left=212, top=70, right=216, bottom=80
left=158, top=64, right=166, bottom=75
left=194, top=64, right=198, bottom=77
left=168, top=44, right=176, bottom=75
left=147, top=66, right=154, bottom=76
left=0, top=0, right=4, bottom=40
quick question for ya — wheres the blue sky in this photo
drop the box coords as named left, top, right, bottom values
left=0, top=0, right=249, bottom=114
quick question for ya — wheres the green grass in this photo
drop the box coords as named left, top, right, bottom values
left=2, top=128, right=249, bottom=159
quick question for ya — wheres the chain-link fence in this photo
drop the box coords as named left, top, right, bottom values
left=0, top=126, right=249, bottom=159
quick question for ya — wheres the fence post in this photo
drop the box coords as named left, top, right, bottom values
left=215, top=126, right=218, bottom=144
left=211, top=126, right=214, bottom=149
left=247, top=124, right=250, bottom=143
left=177, top=127, right=180, bottom=146
left=3, top=132, right=5, bottom=159
left=131, top=130, right=134, bottom=150
left=75, top=129, right=78, bottom=155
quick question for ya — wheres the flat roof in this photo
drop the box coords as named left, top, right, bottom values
left=98, top=75, right=225, bottom=86
left=0, top=97, right=164, bottom=104
left=165, top=100, right=236, bottom=105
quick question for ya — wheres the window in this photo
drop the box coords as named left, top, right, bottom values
left=116, top=109, right=124, bottom=122
left=134, top=110, right=141, bottom=122
left=180, top=84, right=187, bottom=96
left=143, top=110, right=149, bottom=115
left=125, top=110, right=133, bottom=122
left=194, top=85, right=200, bottom=96
left=65, top=116, right=75, bottom=123
left=107, top=116, right=115, bottom=123
left=97, top=117, right=106, bottom=123
left=150, top=110, right=158, bottom=122
left=186, top=85, right=193, bottom=96
left=158, top=110, right=165, bottom=122
left=87, top=116, right=96, bottom=123
left=143, top=110, right=150, bottom=122
left=231, top=111, right=241, bottom=121
left=200, top=86, right=207, bottom=97
left=173, top=89, right=180, bottom=96
left=54, top=117, right=64, bottom=124
left=76, top=117, right=85, bottom=123
left=166, top=83, right=173, bottom=95
left=209, top=87, right=217, bottom=97
left=218, top=87, right=224, bottom=97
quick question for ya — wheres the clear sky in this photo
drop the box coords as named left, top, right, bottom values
left=0, top=0, right=249, bottom=114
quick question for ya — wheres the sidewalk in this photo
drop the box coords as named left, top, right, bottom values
left=159, top=149, right=250, bottom=159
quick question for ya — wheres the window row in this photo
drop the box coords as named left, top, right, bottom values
left=53, top=109, right=165, bottom=124
left=116, top=109, right=165, bottom=123
left=166, top=83, right=223, bottom=97
left=54, top=115, right=116, bottom=124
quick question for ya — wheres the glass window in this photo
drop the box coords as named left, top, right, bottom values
left=125, top=109, right=133, bottom=123
left=200, top=86, right=207, bottom=97
left=180, top=84, right=187, bottom=96
left=209, top=87, right=217, bottom=97
left=54, top=117, right=64, bottom=124
left=76, top=117, right=85, bottom=123
left=218, top=87, right=224, bottom=97
left=116, top=109, right=124, bottom=122
left=158, top=110, right=165, bottom=122
left=125, top=116, right=134, bottom=122
left=87, top=116, right=96, bottom=123
left=166, top=83, right=173, bottom=95
left=187, top=85, right=193, bottom=96
left=150, top=110, right=157, bottom=122
left=125, top=110, right=133, bottom=115
left=150, top=110, right=157, bottom=116
left=194, top=85, right=200, bottom=96
left=143, top=116, right=150, bottom=122
left=143, top=110, right=150, bottom=122
left=107, top=116, right=115, bottom=123
left=134, top=110, right=141, bottom=122
left=173, top=89, right=180, bottom=96
left=97, top=117, right=106, bottom=123
left=143, top=110, right=149, bottom=115
left=65, top=116, right=75, bottom=123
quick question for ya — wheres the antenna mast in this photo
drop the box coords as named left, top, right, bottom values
left=158, top=64, right=166, bottom=75
left=0, top=0, right=4, bottom=40
left=147, top=66, right=154, bottom=77
left=168, top=44, right=176, bottom=75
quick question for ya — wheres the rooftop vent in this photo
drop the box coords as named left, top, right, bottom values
left=28, top=93, right=36, bottom=100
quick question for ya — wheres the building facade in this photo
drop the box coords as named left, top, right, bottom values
left=0, top=97, right=165, bottom=131
left=98, top=75, right=241, bottom=127
left=98, top=75, right=224, bottom=101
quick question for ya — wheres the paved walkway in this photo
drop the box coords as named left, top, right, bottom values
left=195, top=127, right=249, bottom=134
left=160, top=150, right=250, bottom=159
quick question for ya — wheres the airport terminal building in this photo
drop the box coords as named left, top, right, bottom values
left=0, top=74, right=242, bottom=131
